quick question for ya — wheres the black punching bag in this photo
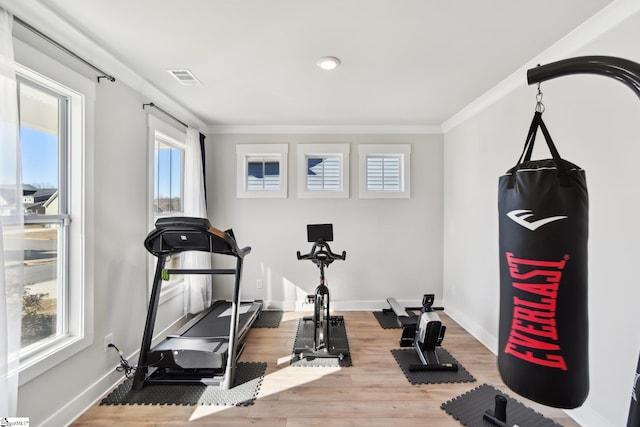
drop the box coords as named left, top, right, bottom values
left=628, top=352, right=640, bottom=426
left=497, top=112, right=589, bottom=409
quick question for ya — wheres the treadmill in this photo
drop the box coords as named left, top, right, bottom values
left=132, top=217, right=262, bottom=390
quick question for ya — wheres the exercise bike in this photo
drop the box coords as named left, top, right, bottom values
left=294, top=224, right=348, bottom=360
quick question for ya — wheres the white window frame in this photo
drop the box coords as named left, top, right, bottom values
left=358, top=144, right=411, bottom=199
left=297, top=144, right=350, bottom=199
left=236, top=144, right=288, bottom=198
left=14, top=60, right=94, bottom=385
left=147, top=114, right=186, bottom=301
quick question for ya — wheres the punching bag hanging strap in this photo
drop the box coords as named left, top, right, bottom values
left=507, top=114, right=540, bottom=189
left=535, top=113, right=571, bottom=186
left=518, top=114, right=541, bottom=164
left=508, top=112, right=570, bottom=188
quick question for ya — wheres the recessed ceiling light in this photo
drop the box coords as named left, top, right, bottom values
left=317, top=56, right=341, bottom=71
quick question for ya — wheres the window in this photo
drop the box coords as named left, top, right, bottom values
left=14, top=59, right=93, bottom=384
left=306, top=156, right=341, bottom=191
left=297, top=144, right=350, bottom=198
left=236, top=144, right=288, bottom=198
left=18, top=75, right=67, bottom=353
left=358, top=144, right=411, bottom=198
left=153, top=134, right=184, bottom=215
left=366, top=156, right=401, bottom=191
left=148, top=115, right=186, bottom=294
left=247, top=157, right=280, bottom=191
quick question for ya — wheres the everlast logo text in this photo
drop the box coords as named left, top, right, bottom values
left=504, top=252, right=567, bottom=371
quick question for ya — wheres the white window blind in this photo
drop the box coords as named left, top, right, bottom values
left=366, top=155, right=401, bottom=191
left=306, top=156, right=341, bottom=191
left=247, top=157, right=280, bottom=191
left=358, top=144, right=410, bottom=199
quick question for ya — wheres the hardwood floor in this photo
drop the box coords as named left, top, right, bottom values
left=72, top=311, right=580, bottom=426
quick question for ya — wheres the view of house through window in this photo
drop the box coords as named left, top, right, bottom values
left=247, top=157, right=280, bottom=191
left=18, top=76, right=67, bottom=350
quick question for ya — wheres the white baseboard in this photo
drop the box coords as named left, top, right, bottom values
left=262, top=298, right=441, bottom=312
left=565, top=404, right=615, bottom=427
left=441, top=305, right=498, bottom=355
left=444, top=305, right=619, bottom=427
left=45, top=318, right=185, bottom=427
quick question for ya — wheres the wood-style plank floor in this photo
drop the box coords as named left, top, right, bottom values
left=72, top=311, right=580, bottom=426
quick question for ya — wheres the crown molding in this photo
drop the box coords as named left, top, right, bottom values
left=208, top=124, right=442, bottom=135
left=441, top=0, right=640, bottom=133
left=1, top=0, right=207, bottom=131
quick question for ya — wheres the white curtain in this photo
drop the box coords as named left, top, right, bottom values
left=0, top=8, right=23, bottom=416
left=182, top=127, right=211, bottom=313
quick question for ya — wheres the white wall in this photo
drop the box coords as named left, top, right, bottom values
left=442, top=4, right=640, bottom=426
left=206, top=133, right=444, bottom=310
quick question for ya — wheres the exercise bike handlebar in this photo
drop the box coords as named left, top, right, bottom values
left=296, top=241, right=346, bottom=264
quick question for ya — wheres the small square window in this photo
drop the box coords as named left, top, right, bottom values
left=297, top=144, right=349, bottom=198
left=237, top=144, right=288, bottom=198
left=359, top=144, right=410, bottom=199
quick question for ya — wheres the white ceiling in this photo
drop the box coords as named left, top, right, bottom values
left=34, top=0, right=614, bottom=127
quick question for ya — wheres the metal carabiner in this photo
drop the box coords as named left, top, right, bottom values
left=535, top=82, right=546, bottom=113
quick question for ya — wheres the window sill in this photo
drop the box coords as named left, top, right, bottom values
left=159, top=279, right=185, bottom=305
left=359, top=190, right=410, bottom=199
left=17, top=332, right=91, bottom=386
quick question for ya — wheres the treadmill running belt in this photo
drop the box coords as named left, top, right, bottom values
left=181, top=302, right=257, bottom=338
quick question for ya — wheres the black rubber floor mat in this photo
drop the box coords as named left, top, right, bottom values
left=441, top=383, right=563, bottom=427
left=372, top=310, right=401, bottom=329
left=391, top=348, right=475, bottom=384
left=100, top=362, right=266, bottom=406
left=253, top=310, right=283, bottom=328
left=290, top=318, right=352, bottom=367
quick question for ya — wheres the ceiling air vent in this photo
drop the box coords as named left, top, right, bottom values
left=167, top=69, right=202, bottom=86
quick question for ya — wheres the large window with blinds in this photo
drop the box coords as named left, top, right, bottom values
left=297, top=144, right=350, bottom=198
left=236, top=144, right=288, bottom=198
left=358, top=144, right=411, bottom=198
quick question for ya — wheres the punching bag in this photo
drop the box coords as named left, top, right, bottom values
left=628, top=352, right=640, bottom=426
left=497, top=111, right=589, bottom=409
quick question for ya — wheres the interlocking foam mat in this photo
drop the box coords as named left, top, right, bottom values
left=391, top=347, right=475, bottom=384
left=372, top=310, right=402, bottom=329
left=290, top=318, right=352, bottom=367
left=441, top=383, right=563, bottom=427
left=100, top=362, right=266, bottom=406
left=252, top=310, right=283, bottom=328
